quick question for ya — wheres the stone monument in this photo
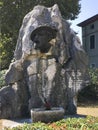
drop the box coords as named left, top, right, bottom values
left=0, top=4, right=89, bottom=119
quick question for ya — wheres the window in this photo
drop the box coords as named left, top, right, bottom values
left=90, top=35, right=95, bottom=49
left=90, top=24, right=94, bottom=29
left=90, top=63, right=96, bottom=68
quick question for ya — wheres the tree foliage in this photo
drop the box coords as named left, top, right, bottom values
left=0, top=69, right=6, bottom=88
left=0, top=0, right=81, bottom=69
left=0, top=34, right=15, bottom=69
left=89, top=68, right=98, bottom=85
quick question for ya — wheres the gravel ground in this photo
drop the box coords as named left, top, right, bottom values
left=0, top=107, right=98, bottom=130
left=77, top=107, right=98, bottom=117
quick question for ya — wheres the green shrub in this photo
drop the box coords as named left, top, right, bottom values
left=0, top=69, right=7, bottom=88
left=3, top=116, right=98, bottom=130
left=78, top=68, right=98, bottom=102
left=88, top=68, right=98, bottom=99
left=89, top=68, right=98, bottom=85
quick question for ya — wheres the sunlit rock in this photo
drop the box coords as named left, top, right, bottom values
left=0, top=4, right=89, bottom=118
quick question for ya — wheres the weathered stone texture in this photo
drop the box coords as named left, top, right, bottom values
left=0, top=4, right=89, bottom=118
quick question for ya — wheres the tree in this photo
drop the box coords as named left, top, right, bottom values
left=0, top=0, right=81, bottom=69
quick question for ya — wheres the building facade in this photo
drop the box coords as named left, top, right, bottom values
left=78, top=14, right=98, bottom=68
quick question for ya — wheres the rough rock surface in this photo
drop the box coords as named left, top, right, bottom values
left=0, top=4, right=89, bottom=119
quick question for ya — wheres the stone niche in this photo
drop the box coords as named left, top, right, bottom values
left=0, top=4, right=89, bottom=119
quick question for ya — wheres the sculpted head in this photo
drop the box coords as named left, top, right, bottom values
left=30, top=26, right=57, bottom=53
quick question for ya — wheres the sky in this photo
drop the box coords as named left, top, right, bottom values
left=70, top=0, right=98, bottom=42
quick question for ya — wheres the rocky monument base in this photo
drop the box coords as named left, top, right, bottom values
left=0, top=4, right=89, bottom=119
